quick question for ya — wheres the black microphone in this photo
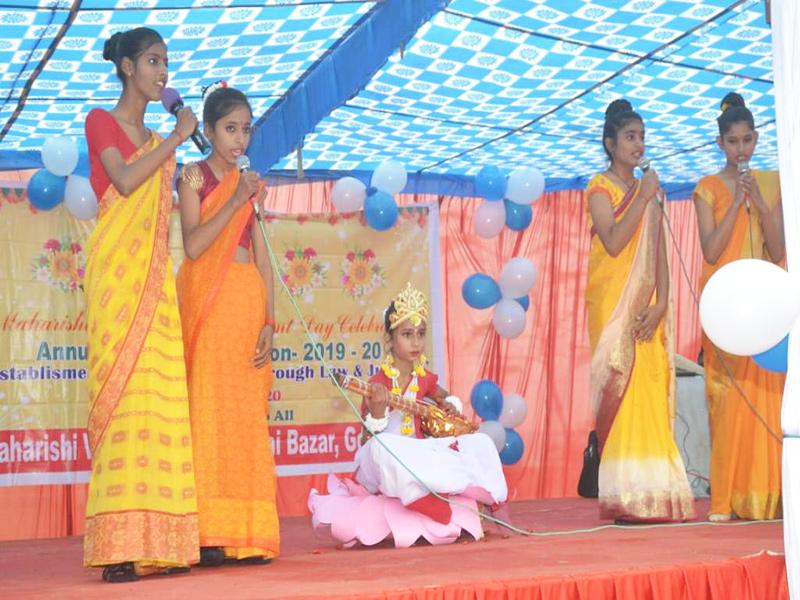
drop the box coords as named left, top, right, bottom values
left=738, top=161, right=751, bottom=212
left=160, top=87, right=211, bottom=154
left=236, top=155, right=262, bottom=220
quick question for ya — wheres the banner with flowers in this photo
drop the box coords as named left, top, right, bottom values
left=261, top=207, right=439, bottom=475
left=0, top=198, right=93, bottom=486
left=0, top=197, right=440, bottom=485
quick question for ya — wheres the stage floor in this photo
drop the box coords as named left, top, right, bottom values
left=0, top=498, right=787, bottom=599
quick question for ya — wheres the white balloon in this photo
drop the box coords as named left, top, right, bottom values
left=64, top=175, right=97, bottom=220
left=331, top=177, right=366, bottom=213
left=492, top=299, right=526, bottom=339
left=474, top=200, right=506, bottom=238
left=478, top=420, right=506, bottom=453
left=699, top=259, right=800, bottom=356
left=371, top=159, right=407, bottom=195
left=499, top=257, right=537, bottom=298
left=506, top=166, right=544, bottom=206
left=41, top=136, right=79, bottom=177
left=498, top=393, right=528, bottom=428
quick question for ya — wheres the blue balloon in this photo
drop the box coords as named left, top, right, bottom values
left=499, top=428, right=524, bottom=465
left=753, top=335, right=789, bottom=373
left=73, top=138, right=90, bottom=178
left=470, top=380, right=503, bottom=420
left=504, top=199, right=532, bottom=231
left=27, top=169, right=65, bottom=211
left=475, top=165, right=506, bottom=201
left=462, top=273, right=501, bottom=309
left=515, top=295, right=529, bottom=312
left=364, top=190, right=398, bottom=231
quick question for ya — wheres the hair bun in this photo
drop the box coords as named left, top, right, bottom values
left=102, top=32, right=123, bottom=62
left=201, top=80, right=228, bottom=103
left=720, top=92, right=745, bottom=114
left=605, top=98, right=633, bottom=121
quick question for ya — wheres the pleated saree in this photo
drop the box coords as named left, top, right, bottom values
left=586, top=173, right=695, bottom=522
left=83, top=134, right=199, bottom=569
left=176, top=165, right=279, bottom=560
left=695, top=171, right=783, bottom=520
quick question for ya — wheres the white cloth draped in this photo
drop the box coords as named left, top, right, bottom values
left=770, top=2, right=800, bottom=597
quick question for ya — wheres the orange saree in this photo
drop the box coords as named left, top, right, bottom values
left=586, top=174, right=695, bottom=522
left=83, top=135, right=199, bottom=569
left=695, top=171, right=783, bottom=520
left=176, top=165, right=279, bottom=559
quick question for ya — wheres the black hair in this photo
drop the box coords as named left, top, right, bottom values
left=102, top=28, right=164, bottom=85
left=384, top=301, right=397, bottom=334
left=717, top=92, right=754, bottom=136
left=201, top=85, right=252, bottom=129
left=602, top=98, right=643, bottom=161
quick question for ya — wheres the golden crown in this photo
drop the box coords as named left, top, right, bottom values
left=389, top=283, right=428, bottom=329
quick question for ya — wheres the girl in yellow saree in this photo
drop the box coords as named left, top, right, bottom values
left=176, top=85, right=279, bottom=566
left=693, top=93, right=785, bottom=522
left=586, top=99, right=695, bottom=523
left=83, top=28, right=200, bottom=582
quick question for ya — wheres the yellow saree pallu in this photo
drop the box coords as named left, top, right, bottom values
left=696, top=171, right=783, bottom=520
left=586, top=174, right=695, bottom=522
left=83, top=135, right=199, bottom=569
left=176, top=167, right=279, bottom=559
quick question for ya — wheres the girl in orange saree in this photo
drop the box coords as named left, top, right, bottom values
left=586, top=99, right=695, bottom=523
left=83, top=28, right=200, bottom=583
left=176, top=84, right=279, bottom=566
left=693, top=93, right=785, bottom=522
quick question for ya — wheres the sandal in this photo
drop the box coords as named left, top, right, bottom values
left=101, top=562, right=139, bottom=583
left=199, top=546, right=226, bottom=567
left=235, top=556, right=271, bottom=566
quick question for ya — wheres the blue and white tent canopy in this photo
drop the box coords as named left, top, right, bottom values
left=0, top=0, right=776, bottom=194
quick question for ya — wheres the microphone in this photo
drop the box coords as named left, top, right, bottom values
left=737, top=161, right=750, bottom=211
left=637, top=158, right=650, bottom=173
left=160, top=87, right=211, bottom=154
left=236, top=155, right=262, bottom=220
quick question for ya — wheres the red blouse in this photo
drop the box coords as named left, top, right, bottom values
left=84, top=108, right=138, bottom=200
left=196, top=161, right=254, bottom=250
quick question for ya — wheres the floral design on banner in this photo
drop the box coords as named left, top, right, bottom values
left=341, top=248, right=385, bottom=300
left=280, top=246, right=329, bottom=299
left=31, top=237, right=85, bottom=292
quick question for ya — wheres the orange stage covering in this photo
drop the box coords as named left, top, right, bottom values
left=0, top=182, right=703, bottom=540
left=0, top=498, right=786, bottom=599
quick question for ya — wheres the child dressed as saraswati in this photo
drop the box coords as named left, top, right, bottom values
left=309, top=284, right=508, bottom=547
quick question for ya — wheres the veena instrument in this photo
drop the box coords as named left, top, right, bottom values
left=332, top=372, right=477, bottom=438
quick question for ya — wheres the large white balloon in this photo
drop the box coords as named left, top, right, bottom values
left=498, top=393, right=528, bottom=428
left=41, top=136, right=79, bottom=177
left=64, top=175, right=97, bottom=220
left=699, top=259, right=800, bottom=356
left=371, top=159, right=407, bottom=195
left=331, top=177, right=366, bottom=213
left=478, top=420, right=506, bottom=453
left=506, top=166, right=545, bottom=206
left=499, top=257, right=537, bottom=298
left=474, top=200, right=506, bottom=238
left=492, top=298, right=526, bottom=339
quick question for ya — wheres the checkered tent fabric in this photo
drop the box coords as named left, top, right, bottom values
left=0, top=1, right=776, bottom=186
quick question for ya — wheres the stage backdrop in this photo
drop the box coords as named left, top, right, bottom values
left=0, top=191, right=441, bottom=487
left=0, top=181, right=703, bottom=540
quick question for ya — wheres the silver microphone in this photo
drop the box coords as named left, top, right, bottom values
left=637, top=158, right=650, bottom=173
left=235, top=155, right=261, bottom=220
left=737, top=161, right=750, bottom=212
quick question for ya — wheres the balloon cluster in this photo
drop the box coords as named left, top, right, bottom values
left=462, top=257, right=537, bottom=339
left=330, top=159, right=407, bottom=231
left=473, top=165, right=544, bottom=238
left=470, top=380, right=527, bottom=465
left=27, top=136, right=96, bottom=220
left=699, top=259, right=800, bottom=373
